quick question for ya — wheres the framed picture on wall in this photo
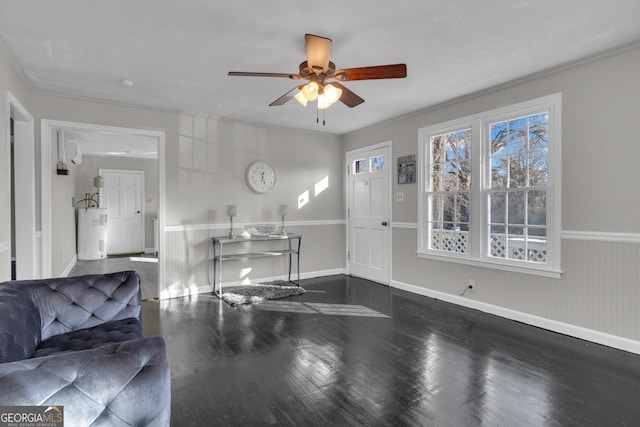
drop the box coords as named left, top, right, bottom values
left=397, top=154, right=416, bottom=184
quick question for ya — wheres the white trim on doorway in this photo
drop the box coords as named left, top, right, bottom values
left=40, top=120, right=165, bottom=298
left=6, top=92, right=36, bottom=280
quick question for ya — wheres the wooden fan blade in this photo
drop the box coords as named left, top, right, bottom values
left=305, top=34, right=332, bottom=72
left=269, top=86, right=300, bottom=106
left=333, top=64, right=407, bottom=81
left=228, top=71, right=300, bottom=79
left=331, top=82, right=365, bottom=108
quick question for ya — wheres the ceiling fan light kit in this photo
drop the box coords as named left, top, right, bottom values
left=228, top=34, right=407, bottom=125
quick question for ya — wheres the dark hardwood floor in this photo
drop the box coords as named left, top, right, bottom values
left=141, top=275, right=640, bottom=426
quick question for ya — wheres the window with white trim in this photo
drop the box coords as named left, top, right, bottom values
left=418, top=94, right=562, bottom=277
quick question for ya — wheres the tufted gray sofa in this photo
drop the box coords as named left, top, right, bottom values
left=0, top=271, right=170, bottom=426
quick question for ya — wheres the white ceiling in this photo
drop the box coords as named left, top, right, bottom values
left=1, top=1, right=639, bottom=135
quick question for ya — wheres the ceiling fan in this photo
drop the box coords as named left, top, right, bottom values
left=228, top=34, right=407, bottom=124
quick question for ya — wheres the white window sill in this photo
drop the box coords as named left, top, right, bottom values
left=416, top=251, right=563, bottom=279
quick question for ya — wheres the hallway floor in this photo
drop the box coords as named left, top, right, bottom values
left=69, top=254, right=158, bottom=300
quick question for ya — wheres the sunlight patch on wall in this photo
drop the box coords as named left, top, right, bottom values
left=298, top=190, right=309, bottom=209
left=314, top=176, right=329, bottom=196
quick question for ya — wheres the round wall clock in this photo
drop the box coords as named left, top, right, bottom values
left=245, top=160, right=277, bottom=193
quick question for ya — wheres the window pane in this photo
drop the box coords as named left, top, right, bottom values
left=431, top=135, right=444, bottom=163
left=529, top=227, right=546, bottom=237
left=458, top=161, right=471, bottom=190
left=491, top=156, right=508, bottom=189
left=442, top=193, right=456, bottom=222
left=508, top=225, right=525, bottom=237
left=508, top=191, right=525, bottom=225
left=490, top=121, right=507, bottom=155
left=529, top=151, right=548, bottom=186
left=354, top=159, right=365, bottom=174
left=370, top=155, right=384, bottom=172
left=528, top=190, right=546, bottom=226
left=508, top=118, right=527, bottom=153
left=509, top=153, right=527, bottom=187
left=529, top=113, right=549, bottom=151
left=445, top=137, right=456, bottom=162
left=457, top=193, right=470, bottom=223
left=444, top=162, right=457, bottom=191
left=431, top=194, right=444, bottom=222
left=457, top=130, right=472, bottom=161
left=490, top=192, right=506, bottom=224
left=431, top=163, right=444, bottom=191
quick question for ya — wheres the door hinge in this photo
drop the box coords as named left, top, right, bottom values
left=347, top=164, right=350, bottom=174
left=347, top=251, right=351, bottom=261
left=347, top=208, right=350, bottom=218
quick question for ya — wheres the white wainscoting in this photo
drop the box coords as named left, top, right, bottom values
left=392, top=279, right=640, bottom=355
left=389, top=224, right=640, bottom=355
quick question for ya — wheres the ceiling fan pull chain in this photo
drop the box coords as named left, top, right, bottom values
left=323, top=108, right=326, bottom=126
left=316, top=105, right=319, bottom=124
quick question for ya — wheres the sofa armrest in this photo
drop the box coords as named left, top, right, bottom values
left=9, top=271, right=142, bottom=340
left=0, top=336, right=170, bottom=426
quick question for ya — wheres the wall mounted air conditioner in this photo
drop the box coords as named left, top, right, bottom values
left=57, top=129, right=82, bottom=165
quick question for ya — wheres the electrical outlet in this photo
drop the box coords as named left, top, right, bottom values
left=395, top=192, right=404, bottom=202
left=467, top=279, right=476, bottom=291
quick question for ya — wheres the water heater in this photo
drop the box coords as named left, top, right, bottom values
left=77, top=208, right=108, bottom=260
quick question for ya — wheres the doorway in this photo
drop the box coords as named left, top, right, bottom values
left=346, top=142, right=392, bottom=285
left=6, top=92, right=36, bottom=280
left=40, top=120, right=165, bottom=299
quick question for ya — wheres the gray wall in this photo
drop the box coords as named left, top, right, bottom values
left=343, top=44, right=640, bottom=344
left=163, top=114, right=344, bottom=297
left=74, top=155, right=158, bottom=249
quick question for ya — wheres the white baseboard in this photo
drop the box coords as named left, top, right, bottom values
left=391, top=280, right=640, bottom=355
left=159, top=268, right=346, bottom=300
left=61, top=255, right=77, bottom=277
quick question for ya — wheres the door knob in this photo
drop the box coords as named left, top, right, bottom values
left=381, top=221, right=388, bottom=226
left=137, top=211, right=141, bottom=214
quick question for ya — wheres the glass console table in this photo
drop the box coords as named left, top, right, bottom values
left=211, top=234, right=302, bottom=297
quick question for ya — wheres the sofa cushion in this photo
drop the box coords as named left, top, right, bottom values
left=33, top=317, right=143, bottom=358
left=0, top=336, right=171, bottom=426
left=0, top=287, right=42, bottom=363
left=13, top=271, right=141, bottom=340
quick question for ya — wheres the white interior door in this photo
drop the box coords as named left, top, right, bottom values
left=100, top=169, right=144, bottom=255
left=347, top=144, right=391, bottom=284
